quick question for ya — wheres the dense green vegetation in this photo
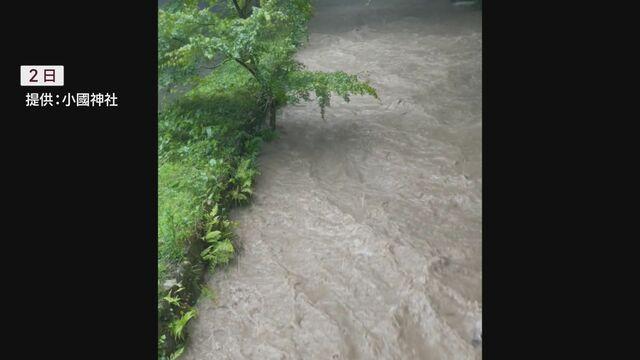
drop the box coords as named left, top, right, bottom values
left=157, top=1, right=377, bottom=358
left=157, top=61, right=264, bottom=358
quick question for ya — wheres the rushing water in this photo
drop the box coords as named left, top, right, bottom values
left=183, top=0, right=481, bottom=358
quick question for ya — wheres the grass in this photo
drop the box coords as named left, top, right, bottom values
left=158, top=162, right=207, bottom=282
left=158, top=62, right=258, bottom=280
left=157, top=61, right=268, bottom=359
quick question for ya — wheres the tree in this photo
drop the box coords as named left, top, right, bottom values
left=159, top=0, right=377, bottom=130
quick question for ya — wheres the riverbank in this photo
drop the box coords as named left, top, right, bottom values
left=157, top=60, right=267, bottom=358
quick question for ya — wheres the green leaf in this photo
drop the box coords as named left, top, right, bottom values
left=205, top=230, right=222, bottom=242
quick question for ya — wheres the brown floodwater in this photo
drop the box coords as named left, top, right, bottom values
left=183, top=0, right=481, bottom=358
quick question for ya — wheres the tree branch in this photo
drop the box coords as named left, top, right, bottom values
left=231, top=0, right=245, bottom=18
left=201, top=58, right=231, bottom=70
left=234, top=58, right=258, bottom=78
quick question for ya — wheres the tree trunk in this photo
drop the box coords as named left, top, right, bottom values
left=267, top=101, right=276, bottom=130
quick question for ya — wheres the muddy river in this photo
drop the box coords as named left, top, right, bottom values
left=183, top=0, right=481, bottom=358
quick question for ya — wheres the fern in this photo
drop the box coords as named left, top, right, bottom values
left=163, top=291, right=181, bottom=307
left=201, top=239, right=235, bottom=267
left=169, top=347, right=184, bottom=360
left=169, top=309, right=197, bottom=340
